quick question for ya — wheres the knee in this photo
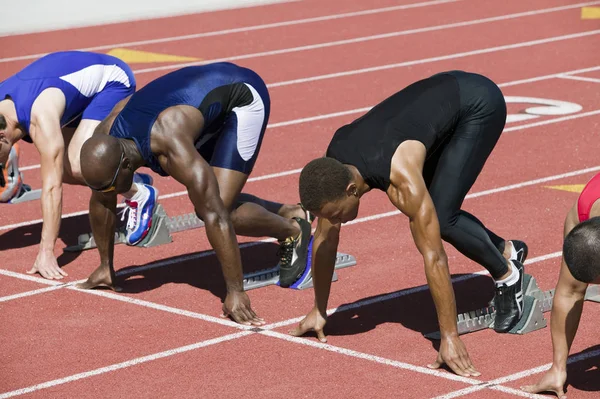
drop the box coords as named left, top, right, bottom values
left=437, top=214, right=457, bottom=241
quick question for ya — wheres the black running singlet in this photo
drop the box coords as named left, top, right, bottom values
left=326, top=72, right=462, bottom=191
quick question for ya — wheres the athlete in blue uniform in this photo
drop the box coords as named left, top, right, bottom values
left=0, top=51, right=157, bottom=280
left=76, top=62, right=312, bottom=325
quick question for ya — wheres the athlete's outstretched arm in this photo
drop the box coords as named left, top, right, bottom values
left=289, top=216, right=341, bottom=342
left=76, top=190, right=120, bottom=290
left=387, top=140, right=480, bottom=378
left=521, top=205, right=588, bottom=398
left=160, top=128, right=264, bottom=326
left=27, top=90, right=68, bottom=280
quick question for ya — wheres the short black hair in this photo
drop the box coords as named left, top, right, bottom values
left=299, top=157, right=352, bottom=212
left=563, top=216, right=600, bottom=283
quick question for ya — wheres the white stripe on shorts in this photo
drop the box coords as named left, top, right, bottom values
left=233, top=83, right=265, bottom=162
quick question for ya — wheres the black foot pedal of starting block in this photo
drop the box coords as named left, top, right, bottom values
left=243, top=238, right=357, bottom=291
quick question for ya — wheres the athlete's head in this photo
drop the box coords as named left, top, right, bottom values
left=0, top=114, right=14, bottom=165
left=563, top=216, right=600, bottom=284
left=0, top=105, right=27, bottom=165
left=80, top=133, right=135, bottom=195
left=299, top=157, right=360, bottom=225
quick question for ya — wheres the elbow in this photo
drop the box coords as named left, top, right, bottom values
left=423, top=251, right=448, bottom=270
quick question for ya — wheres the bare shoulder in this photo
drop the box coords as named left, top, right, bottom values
left=388, top=140, right=427, bottom=203
left=30, top=88, right=66, bottom=123
left=151, top=105, right=204, bottom=158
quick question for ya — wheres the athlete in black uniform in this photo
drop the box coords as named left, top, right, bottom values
left=290, top=71, right=528, bottom=377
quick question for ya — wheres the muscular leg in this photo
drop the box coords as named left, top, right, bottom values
left=426, top=106, right=510, bottom=280
left=212, top=167, right=303, bottom=241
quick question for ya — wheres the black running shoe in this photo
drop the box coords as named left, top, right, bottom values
left=493, top=260, right=525, bottom=333
left=510, top=240, right=528, bottom=264
left=278, top=217, right=312, bottom=288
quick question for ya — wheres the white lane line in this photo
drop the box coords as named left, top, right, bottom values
left=259, top=329, right=482, bottom=384
left=268, top=29, right=600, bottom=88
left=0, top=331, right=253, bottom=399
left=0, top=283, right=77, bottom=303
left=0, top=0, right=460, bottom=64
left=557, top=74, right=600, bottom=84
left=130, top=3, right=600, bottom=75
left=503, top=109, right=600, bottom=133
left=0, top=249, right=566, bottom=397
left=430, top=348, right=600, bottom=399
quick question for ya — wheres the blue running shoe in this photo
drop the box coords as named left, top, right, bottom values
left=121, top=184, right=158, bottom=245
left=133, top=173, right=153, bottom=186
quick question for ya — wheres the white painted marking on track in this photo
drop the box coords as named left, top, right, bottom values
left=0, top=331, right=252, bottom=399
left=0, top=249, right=573, bottom=398
left=557, top=74, right=600, bottom=84
left=267, top=30, right=600, bottom=88
left=0, top=284, right=73, bottom=303
left=128, top=3, right=600, bottom=76
left=259, top=329, right=482, bottom=384
left=0, top=0, right=460, bottom=63
left=430, top=349, right=600, bottom=399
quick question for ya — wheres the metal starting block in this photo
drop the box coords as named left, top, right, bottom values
left=64, top=204, right=202, bottom=252
left=243, top=237, right=357, bottom=290
left=424, top=274, right=600, bottom=340
left=5, top=184, right=41, bottom=204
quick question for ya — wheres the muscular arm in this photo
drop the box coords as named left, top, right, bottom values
left=387, top=142, right=457, bottom=338
left=312, top=217, right=342, bottom=315
left=550, top=204, right=588, bottom=371
left=387, top=140, right=478, bottom=376
left=163, top=137, right=244, bottom=292
left=89, top=189, right=118, bottom=270
left=32, top=114, right=64, bottom=255
left=27, top=89, right=68, bottom=279
left=521, top=204, right=589, bottom=397
left=289, top=216, right=341, bottom=341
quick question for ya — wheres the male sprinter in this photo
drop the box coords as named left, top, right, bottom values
left=0, top=51, right=156, bottom=280
left=290, top=70, right=528, bottom=377
left=76, top=62, right=312, bottom=325
left=521, top=174, right=600, bottom=398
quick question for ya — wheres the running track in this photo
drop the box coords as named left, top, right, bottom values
left=1, top=0, right=600, bottom=397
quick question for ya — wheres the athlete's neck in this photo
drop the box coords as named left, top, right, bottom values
left=346, top=164, right=371, bottom=197
left=120, top=138, right=145, bottom=170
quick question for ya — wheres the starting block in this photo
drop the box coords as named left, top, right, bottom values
left=64, top=204, right=202, bottom=252
left=243, top=237, right=357, bottom=291
left=5, top=184, right=41, bottom=204
left=424, top=274, right=600, bottom=339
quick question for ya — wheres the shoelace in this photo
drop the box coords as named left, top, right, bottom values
left=277, top=237, right=295, bottom=266
left=119, top=200, right=139, bottom=231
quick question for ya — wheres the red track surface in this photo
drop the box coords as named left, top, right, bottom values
left=1, top=0, right=600, bottom=397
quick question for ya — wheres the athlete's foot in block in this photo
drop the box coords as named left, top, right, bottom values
left=122, top=184, right=158, bottom=246
left=76, top=265, right=121, bottom=292
left=493, top=259, right=525, bottom=333
left=278, top=217, right=313, bottom=287
left=27, top=251, right=68, bottom=280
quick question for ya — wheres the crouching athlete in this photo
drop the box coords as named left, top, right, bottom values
left=291, top=70, right=529, bottom=377
left=77, top=62, right=312, bottom=325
